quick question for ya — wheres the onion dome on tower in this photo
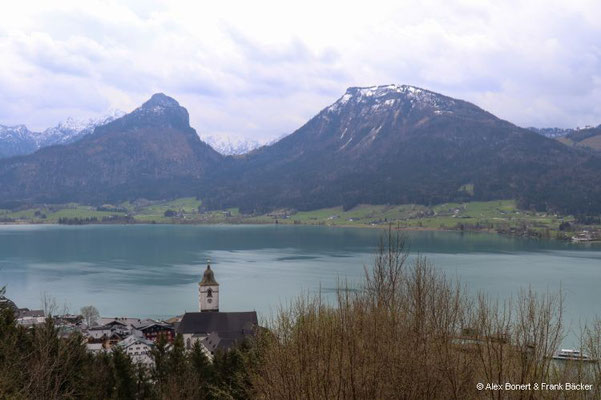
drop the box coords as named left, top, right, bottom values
left=198, top=261, right=219, bottom=312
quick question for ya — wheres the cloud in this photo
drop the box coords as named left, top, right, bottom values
left=0, top=0, right=600, bottom=140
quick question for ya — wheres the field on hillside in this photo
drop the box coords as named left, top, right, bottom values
left=263, top=201, right=571, bottom=233
left=1, top=198, right=598, bottom=241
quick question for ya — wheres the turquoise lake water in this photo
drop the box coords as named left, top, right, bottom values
left=0, top=224, right=600, bottom=342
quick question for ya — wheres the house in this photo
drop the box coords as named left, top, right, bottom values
left=98, top=317, right=144, bottom=328
left=16, top=309, right=45, bottom=326
left=132, top=321, right=175, bottom=342
left=55, top=314, right=83, bottom=325
left=86, top=327, right=114, bottom=340
left=176, top=263, right=258, bottom=358
left=572, top=231, right=594, bottom=242
left=86, top=323, right=132, bottom=347
left=117, top=335, right=154, bottom=366
left=86, top=342, right=111, bottom=355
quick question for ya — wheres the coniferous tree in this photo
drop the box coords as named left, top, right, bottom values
left=190, top=340, right=213, bottom=384
left=0, top=298, right=26, bottom=397
left=150, top=332, right=170, bottom=396
left=81, top=351, right=117, bottom=400
left=135, top=363, right=154, bottom=400
left=111, top=346, right=137, bottom=400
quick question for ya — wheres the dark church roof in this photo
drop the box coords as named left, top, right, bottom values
left=202, top=331, right=248, bottom=353
left=176, top=311, right=257, bottom=335
left=199, top=264, right=219, bottom=286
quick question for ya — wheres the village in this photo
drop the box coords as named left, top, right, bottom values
left=0, top=263, right=257, bottom=367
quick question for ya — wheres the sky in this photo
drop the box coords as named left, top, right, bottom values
left=1, top=0, right=600, bottom=142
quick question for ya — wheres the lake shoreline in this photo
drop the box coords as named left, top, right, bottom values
left=1, top=223, right=600, bottom=349
left=2, top=219, right=598, bottom=244
left=3, top=199, right=599, bottom=242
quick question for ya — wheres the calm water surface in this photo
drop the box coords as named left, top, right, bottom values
left=1, top=224, right=600, bottom=338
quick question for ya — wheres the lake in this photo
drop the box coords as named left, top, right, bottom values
left=1, top=224, right=600, bottom=339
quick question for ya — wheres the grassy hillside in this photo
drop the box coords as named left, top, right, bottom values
left=2, top=198, right=598, bottom=241
left=254, top=200, right=583, bottom=238
left=558, top=126, right=601, bottom=151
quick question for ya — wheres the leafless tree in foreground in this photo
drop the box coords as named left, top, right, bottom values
left=250, top=228, right=601, bottom=400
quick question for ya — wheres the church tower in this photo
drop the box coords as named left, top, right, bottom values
left=199, top=262, right=219, bottom=312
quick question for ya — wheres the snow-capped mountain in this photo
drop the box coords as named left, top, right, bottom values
left=326, top=84, right=458, bottom=116
left=1, top=86, right=601, bottom=217
left=32, top=110, right=126, bottom=147
left=0, top=125, right=38, bottom=158
left=0, top=93, right=221, bottom=204
left=0, top=110, right=125, bottom=159
left=1, top=105, right=267, bottom=158
left=201, top=135, right=265, bottom=155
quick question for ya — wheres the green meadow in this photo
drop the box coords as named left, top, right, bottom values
left=1, top=198, right=597, bottom=240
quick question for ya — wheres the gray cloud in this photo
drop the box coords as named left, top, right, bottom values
left=0, top=0, right=600, bottom=141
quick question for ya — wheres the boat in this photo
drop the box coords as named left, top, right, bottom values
left=553, top=349, right=596, bottom=362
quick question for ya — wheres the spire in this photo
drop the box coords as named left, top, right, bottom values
left=199, top=261, right=219, bottom=286
left=199, top=261, right=219, bottom=312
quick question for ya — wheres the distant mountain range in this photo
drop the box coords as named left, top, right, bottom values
left=0, top=94, right=221, bottom=205
left=556, top=125, right=601, bottom=151
left=3, top=100, right=598, bottom=159
left=200, top=135, right=264, bottom=155
left=527, top=127, right=574, bottom=138
left=527, top=125, right=601, bottom=149
left=1, top=86, right=600, bottom=215
left=0, top=111, right=125, bottom=159
left=0, top=112, right=268, bottom=157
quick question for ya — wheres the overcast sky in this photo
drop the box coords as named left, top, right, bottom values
left=1, top=0, right=600, bottom=141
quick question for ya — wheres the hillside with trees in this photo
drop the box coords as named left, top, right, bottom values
left=1, top=87, right=601, bottom=218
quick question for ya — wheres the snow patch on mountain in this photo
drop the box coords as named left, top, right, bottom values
left=0, top=125, right=32, bottom=140
left=327, top=84, right=456, bottom=114
left=0, top=110, right=125, bottom=158
left=201, top=134, right=265, bottom=155
left=32, top=110, right=126, bottom=147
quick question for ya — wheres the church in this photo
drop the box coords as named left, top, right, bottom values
left=176, top=262, right=258, bottom=357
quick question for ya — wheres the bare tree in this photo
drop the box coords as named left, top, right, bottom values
left=80, top=305, right=100, bottom=327
left=40, top=291, right=57, bottom=317
left=251, top=229, right=573, bottom=400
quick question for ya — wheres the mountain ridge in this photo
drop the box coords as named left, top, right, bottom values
left=205, top=84, right=601, bottom=215
left=0, top=110, right=125, bottom=159
left=0, top=87, right=600, bottom=216
left=0, top=94, right=221, bottom=205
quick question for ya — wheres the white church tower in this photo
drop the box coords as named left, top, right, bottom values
left=199, top=262, right=219, bottom=312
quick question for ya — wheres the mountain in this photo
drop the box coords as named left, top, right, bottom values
left=0, top=125, right=38, bottom=158
left=205, top=84, right=601, bottom=215
left=0, top=111, right=125, bottom=159
left=32, top=110, right=126, bottom=148
left=1, top=86, right=600, bottom=215
left=201, top=135, right=264, bottom=155
left=527, top=127, right=573, bottom=138
left=528, top=125, right=601, bottom=152
left=0, top=94, right=221, bottom=205
left=557, top=125, right=601, bottom=151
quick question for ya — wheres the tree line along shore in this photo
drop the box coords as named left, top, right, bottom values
left=1, top=198, right=600, bottom=242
